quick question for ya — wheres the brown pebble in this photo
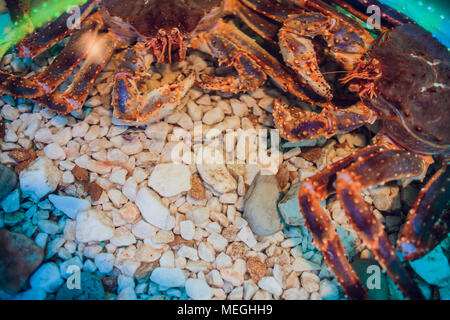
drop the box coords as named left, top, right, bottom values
left=9, top=148, right=33, bottom=163
left=101, top=276, right=117, bottom=292
left=14, top=158, right=34, bottom=175
left=247, top=256, right=267, bottom=283
left=301, top=147, right=322, bottom=162
left=187, top=173, right=206, bottom=200
left=227, top=242, right=249, bottom=260
left=222, top=226, right=240, bottom=242
left=72, top=165, right=89, bottom=182
left=85, top=182, right=103, bottom=202
left=168, top=235, right=194, bottom=248
left=276, top=164, right=290, bottom=191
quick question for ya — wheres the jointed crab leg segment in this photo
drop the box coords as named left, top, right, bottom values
left=398, top=164, right=450, bottom=260
left=298, top=146, right=385, bottom=299
left=209, top=20, right=330, bottom=104
left=238, top=0, right=302, bottom=22
left=16, top=0, right=98, bottom=58
left=229, top=0, right=280, bottom=44
left=273, top=99, right=376, bottom=141
left=0, top=13, right=102, bottom=98
left=192, top=33, right=267, bottom=94
left=336, top=147, right=429, bottom=300
left=279, top=12, right=370, bottom=99
left=37, top=32, right=117, bottom=113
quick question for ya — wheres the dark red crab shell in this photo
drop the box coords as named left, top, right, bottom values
left=365, top=24, right=450, bottom=156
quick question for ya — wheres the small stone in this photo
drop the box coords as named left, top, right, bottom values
left=72, top=122, right=89, bottom=137
left=48, top=194, right=90, bottom=219
left=203, top=107, right=224, bottom=125
left=37, top=220, right=60, bottom=234
left=243, top=174, right=282, bottom=236
left=188, top=173, right=206, bottom=200
left=44, top=143, right=66, bottom=160
left=1, top=105, right=19, bottom=120
left=1, top=189, right=20, bottom=213
left=30, top=262, right=63, bottom=293
left=319, top=279, right=340, bottom=300
left=135, top=244, right=161, bottom=262
left=85, top=182, right=103, bottom=202
left=207, top=232, right=228, bottom=251
left=247, top=256, right=267, bottom=282
left=72, top=165, right=89, bottom=182
left=180, top=220, right=195, bottom=240
left=150, top=267, right=186, bottom=288
left=110, top=226, right=136, bottom=247
left=237, top=226, right=257, bottom=248
left=135, top=188, right=175, bottom=230
left=148, top=163, right=191, bottom=197
left=19, top=157, right=61, bottom=202
left=0, top=230, right=44, bottom=294
left=75, top=209, right=114, bottom=242
left=95, top=253, right=115, bottom=274
left=258, top=277, right=282, bottom=297
left=187, top=207, right=210, bottom=226
left=119, top=203, right=140, bottom=224
left=132, top=220, right=156, bottom=239
left=300, top=272, right=320, bottom=293
left=197, top=146, right=237, bottom=194
left=177, top=245, right=199, bottom=261
left=109, top=169, right=128, bottom=185
left=185, top=278, right=212, bottom=300
left=282, top=288, right=309, bottom=300
left=230, top=99, right=248, bottom=116
left=0, top=164, right=17, bottom=201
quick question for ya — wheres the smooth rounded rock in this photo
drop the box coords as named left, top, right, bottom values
left=243, top=173, right=282, bottom=236
left=185, top=278, right=212, bottom=300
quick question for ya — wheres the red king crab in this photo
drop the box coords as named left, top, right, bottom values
left=270, top=1, right=450, bottom=300
left=0, top=0, right=368, bottom=125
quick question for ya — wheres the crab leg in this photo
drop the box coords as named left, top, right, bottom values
left=0, top=13, right=102, bottom=98
left=111, top=48, right=195, bottom=126
left=229, top=0, right=280, bottom=44
left=204, top=19, right=331, bottom=105
left=37, top=32, right=117, bottom=113
left=273, top=99, right=376, bottom=141
left=191, top=33, right=267, bottom=94
left=279, top=12, right=369, bottom=99
left=398, top=163, right=450, bottom=260
left=336, top=147, right=428, bottom=300
left=298, top=145, right=385, bottom=299
left=16, top=0, right=98, bottom=58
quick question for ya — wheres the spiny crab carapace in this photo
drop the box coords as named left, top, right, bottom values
left=271, top=1, right=449, bottom=300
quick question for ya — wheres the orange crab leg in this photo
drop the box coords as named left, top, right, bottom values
left=16, top=0, right=99, bottom=58
left=398, top=163, right=450, bottom=260
left=336, top=147, right=429, bottom=300
left=37, top=32, right=117, bottom=113
left=191, top=33, right=267, bottom=94
left=229, top=0, right=280, bottom=44
left=0, top=13, right=102, bottom=98
left=273, top=99, right=376, bottom=141
left=206, top=19, right=331, bottom=105
left=299, top=145, right=385, bottom=299
left=238, top=0, right=302, bottom=22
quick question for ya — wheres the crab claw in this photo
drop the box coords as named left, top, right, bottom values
left=112, top=70, right=195, bottom=126
left=279, top=12, right=370, bottom=100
